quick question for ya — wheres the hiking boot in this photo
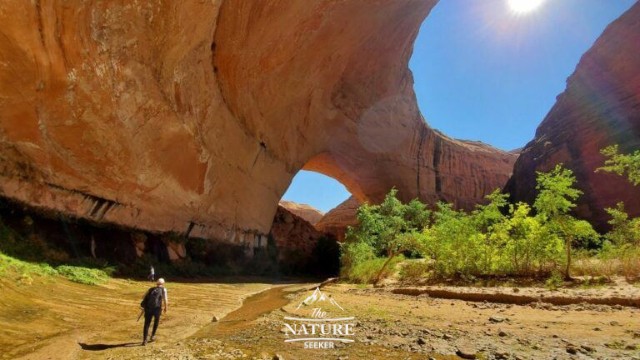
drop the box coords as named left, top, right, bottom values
left=142, top=339, right=147, bottom=346
left=150, top=336, right=156, bottom=342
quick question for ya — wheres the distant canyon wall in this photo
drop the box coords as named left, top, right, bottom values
left=0, top=0, right=516, bottom=255
left=507, top=2, right=640, bottom=230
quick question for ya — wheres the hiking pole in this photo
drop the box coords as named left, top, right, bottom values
left=137, top=308, right=144, bottom=322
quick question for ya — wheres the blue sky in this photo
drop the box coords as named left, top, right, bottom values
left=283, top=0, right=636, bottom=213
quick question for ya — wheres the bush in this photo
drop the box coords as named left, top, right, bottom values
left=398, top=260, right=430, bottom=282
left=0, top=252, right=57, bottom=277
left=340, top=241, right=376, bottom=276
left=343, top=256, right=404, bottom=284
left=57, top=265, right=111, bottom=285
left=545, top=271, right=564, bottom=290
left=599, top=242, right=640, bottom=281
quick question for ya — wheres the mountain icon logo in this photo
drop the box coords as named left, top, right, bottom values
left=296, top=287, right=344, bottom=311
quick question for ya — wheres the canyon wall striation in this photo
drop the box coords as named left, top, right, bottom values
left=0, top=0, right=515, bottom=257
left=507, top=2, right=640, bottom=230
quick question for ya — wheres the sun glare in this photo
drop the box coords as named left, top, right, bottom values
left=508, top=0, right=545, bottom=14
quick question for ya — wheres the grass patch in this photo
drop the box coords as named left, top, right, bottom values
left=398, top=259, right=430, bottom=282
left=0, top=252, right=114, bottom=285
left=0, top=252, right=57, bottom=277
left=343, top=256, right=404, bottom=284
left=57, top=265, right=113, bottom=285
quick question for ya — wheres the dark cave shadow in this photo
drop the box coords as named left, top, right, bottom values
left=78, top=342, right=140, bottom=351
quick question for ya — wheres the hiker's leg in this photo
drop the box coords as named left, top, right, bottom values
left=143, top=311, right=152, bottom=340
left=151, top=308, right=161, bottom=337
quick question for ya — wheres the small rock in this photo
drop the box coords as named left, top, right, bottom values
left=417, top=338, right=427, bottom=345
left=443, top=333, right=454, bottom=340
left=593, top=327, right=602, bottom=331
left=211, top=316, right=219, bottom=322
left=610, top=321, right=620, bottom=326
left=566, top=346, right=578, bottom=355
left=273, top=354, right=284, bottom=360
left=456, top=343, right=478, bottom=359
left=498, top=330, right=508, bottom=337
left=580, top=344, right=595, bottom=353
left=489, top=316, right=506, bottom=323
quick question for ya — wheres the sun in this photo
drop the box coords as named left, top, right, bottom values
left=508, top=0, right=545, bottom=14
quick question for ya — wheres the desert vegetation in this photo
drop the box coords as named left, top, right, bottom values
left=341, top=147, right=640, bottom=285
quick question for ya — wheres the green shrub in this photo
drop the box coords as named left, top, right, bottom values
left=0, top=252, right=57, bottom=277
left=340, top=241, right=376, bottom=276
left=398, top=260, right=430, bottom=282
left=597, top=144, right=640, bottom=186
left=57, top=265, right=111, bottom=285
left=545, top=271, right=564, bottom=290
left=344, top=256, right=404, bottom=284
left=604, top=202, right=640, bottom=246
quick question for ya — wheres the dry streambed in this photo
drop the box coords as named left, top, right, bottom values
left=0, top=275, right=274, bottom=360
left=2, top=276, right=640, bottom=360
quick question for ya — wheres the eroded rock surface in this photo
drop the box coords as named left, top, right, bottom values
left=316, top=196, right=361, bottom=242
left=507, top=3, right=640, bottom=229
left=269, top=206, right=338, bottom=275
left=0, top=0, right=515, bottom=253
left=278, top=201, right=323, bottom=226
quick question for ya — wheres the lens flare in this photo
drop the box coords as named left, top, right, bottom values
left=508, top=0, right=545, bottom=14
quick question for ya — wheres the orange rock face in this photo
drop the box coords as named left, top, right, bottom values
left=316, top=197, right=361, bottom=242
left=0, top=0, right=515, bottom=253
left=278, top=201, right=324, bottom=226
left=507, top=3, right=640, bottom=230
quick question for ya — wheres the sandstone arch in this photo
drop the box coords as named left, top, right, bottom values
left=0, top=0, right=515, bottom=253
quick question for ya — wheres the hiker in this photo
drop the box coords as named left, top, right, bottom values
left=140, top=278, right=168, bottom=345
left=147, top=265, right=155, bottom=282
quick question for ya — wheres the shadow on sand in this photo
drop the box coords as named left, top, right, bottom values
left=78, top=342, right=140, bottom=351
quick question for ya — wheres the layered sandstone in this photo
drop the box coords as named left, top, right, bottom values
left=507, top=2, right=640, bottom=230
left=278, top=201, right=324, bottom=226
left=270, top=206, right=325, bottom=270
left=316, top=196, right=361, bottom=242
left=0, top=0, right=515, bottom=255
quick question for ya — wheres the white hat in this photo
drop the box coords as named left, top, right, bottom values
left=157, top=278, right=165, bottom=285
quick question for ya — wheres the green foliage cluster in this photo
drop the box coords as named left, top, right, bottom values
left=0, top=251, right=113, bottom=285
left=341, top=165, right=613, bottom=283
left=341, top=189, right=429, bottom=284
left=56, top=265, right=113, bottom=285
left=597, top=145, right=640, bottom=185
left=0, top=219, right=114, bottom=285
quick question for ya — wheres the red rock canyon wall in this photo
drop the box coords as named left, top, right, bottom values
left=0, top=0, right=516, bottom=253
left=507, top=2, right=640, bottom=230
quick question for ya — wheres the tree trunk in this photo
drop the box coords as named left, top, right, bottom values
left=564, top=237, right=572, bottom=281
left=373, top=251, right=398, bottom=286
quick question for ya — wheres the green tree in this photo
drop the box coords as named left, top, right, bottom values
left=422, top=202, right=481, bottom=277
left=605, top=202, right=640, bottom=246
left=342, top=189, right=430, bottom=284
left=491, top=202, right=563, bottom=276
left=471, top=190, right=509, bottom=274
left=533, top=165, right=598, bottom=280
left=597, top=145, right=640, bottom=186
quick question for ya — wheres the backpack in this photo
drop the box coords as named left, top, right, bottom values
left=141, top=287, right=164, bottom=310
